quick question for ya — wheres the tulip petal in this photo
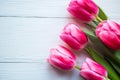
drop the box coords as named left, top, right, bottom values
left=48, top=45, right=76, bottom=70
left=67, top=0, right=99, bottom=22
left=96, top=20, right=120, bottom=50
left=98, top=30, right=120, bottom=49
left=60, top=34, right=81, bottom=49
left=80, top=70, right=105, bottom=80
left=107, top=20, right=120, bottom=35
left=86, top=58, right=107, bottom=77
left=81, top=62, right=90, bottom=70
left=56, top=45, right=76, bottom=60
left=60, top=24, right=88, bottom=50
left=69, top=24, right=88, bottom=45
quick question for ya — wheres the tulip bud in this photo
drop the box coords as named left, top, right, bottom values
left=47, top=45, right=76, bottom=70
left=60, top=23, right=88, bottom=50
left=80, top=58, right=108, bottom=80
left=96, top=20, right=120, bottom=50
left=67, top=0, right=99, bottom=22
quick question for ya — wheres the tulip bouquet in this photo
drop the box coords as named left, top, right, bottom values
left=47, top=0, right=120, bottom=80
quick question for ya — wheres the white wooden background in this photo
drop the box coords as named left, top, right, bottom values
left=0, top=0, right=120, bottom=80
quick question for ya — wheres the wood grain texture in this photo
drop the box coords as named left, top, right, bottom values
left=0, top=17, right=86, bottom=62
left=0, top=62, right=86, bottom=80
left=0, top=17, right=88, bottom=80
left=0, top=0, right=120, bottom=19
left=0, top=0, right=120, bottom=80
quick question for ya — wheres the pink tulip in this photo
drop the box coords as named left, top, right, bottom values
left=80, top=58, right=107, bottom=80
left=67, top=0, right=99, bottom=22
left=47, top=45, right=76, bottom=70
left=96, top=20, right=120, bottom=50
left=60, top=23, right=88, bottom=50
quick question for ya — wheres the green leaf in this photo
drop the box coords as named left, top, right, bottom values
left=83, top=29, right=96, bottom=38
left=115, top=50, right=120, bottom=61
left=106, top=58, right=120, bottom=75
left=98, top=6, right=108, bottom=20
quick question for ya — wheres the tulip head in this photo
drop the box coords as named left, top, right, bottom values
left=47, top=45, right=76, bottom=70
left=60, top=23, right=88, bottom=50
left=67, top=0, right=99, bottom=22
left=96, top=20, right=120, bottom=50
left=80, top=58, right=107, bottom=80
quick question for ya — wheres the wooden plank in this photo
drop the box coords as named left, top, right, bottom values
left=94, top=0, right=120, bottom=19
left=0, top=17, right=89, bottom=62
left=0, top=16, right=88, bottom=79
left=0, top=17, right=64, bottom=61
left=0, top=63, right=85, bottom=80
left=0, top=0, right=120, bottom=19
left=0, top=0, right=69, bottom=17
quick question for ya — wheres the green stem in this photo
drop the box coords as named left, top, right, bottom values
left=96, top=16, right=103, bottom=22
left=106, top=77, right=110, bottom=80
left=93, top=20, right=99, bottom=25
left=105, top=57, right=120, bottom=75
left=84, top=23, right=96, bottom=31
left=75, top=65, right=81, bottom=70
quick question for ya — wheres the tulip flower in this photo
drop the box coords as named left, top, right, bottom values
left=47, top=45, right=76, bottom=70
left=96, top=20, right=120, bottom=50
left=80, top=58, right=108, bottom=80
left=60, top=23, right=88, bottom=50
left=67, top=0, right=99, bottom=22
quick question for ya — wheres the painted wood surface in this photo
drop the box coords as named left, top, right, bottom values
left=0, top=0, right=120, bottom=80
